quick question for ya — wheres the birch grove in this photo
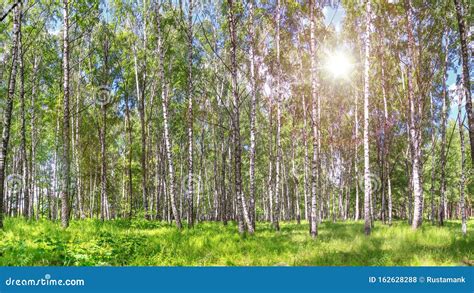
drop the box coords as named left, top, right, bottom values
left=0, top=0, right=471, bottom=237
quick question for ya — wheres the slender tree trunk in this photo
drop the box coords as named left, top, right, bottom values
left=0, top=4, right=20, bottom=228
left=186, top=0, right=195, bottom=228
left=28, top=57, right=39, bottom=219
left=454, top=0, right=474, bottom=164
left=60, top=0, right=71, bottom=228
left=248, top=0, right=257, bottom=231
left=379, top=29, right=391, bottom=225
left=302, top=94, right=310, bottom=222
left=125, top=91, right=133, bottom=219
left=100, top=35, right=111, bottom=221
left=75, top=83, right=84, bottom=219
left=354, top=86, right=360, bottom=221
left=296, top=38, right=309, bottom=221
left=439, top=32, right=449, bottom=226
left=133, top=45, right=148, bottom=219
left=309, top=0, right=318, bottom=238
left=273, top=0, right=282, bottom=231
left=430, top=94, right=436, bottom=224
left=156, top=2, right=181, bottom=229
left=267, top=96, right=274, bottom=224
left=363, top=0, right=372, bottom=235
left=456, top=86, right=467, bottom=235
left=19, top=20, right=29, bottom=219
left=221, top=140, right=227, bottom=225
left=292, top=124, right=300, bottom=224
left=405, top=0, right=423, bottom=229
left=228, top=0, right=249, bottom=234
left=100, top=105, right=107, bottom=221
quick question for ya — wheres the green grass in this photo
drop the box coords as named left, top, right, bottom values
left=0, top=218, right=472, bottom=266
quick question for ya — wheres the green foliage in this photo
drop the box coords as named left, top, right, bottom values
left=0, top=218, right=472, bottom=266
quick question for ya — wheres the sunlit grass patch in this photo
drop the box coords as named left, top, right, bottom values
left=0, top=218, right=472, bottom=266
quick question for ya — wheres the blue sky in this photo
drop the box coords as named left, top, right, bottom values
left=323, top=5, right=464, bottom=121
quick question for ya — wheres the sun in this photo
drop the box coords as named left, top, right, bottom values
left=325, top=50, right=353, bottom=79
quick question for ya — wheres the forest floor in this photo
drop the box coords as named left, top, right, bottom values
left=0, top=218, right=472, bottom=266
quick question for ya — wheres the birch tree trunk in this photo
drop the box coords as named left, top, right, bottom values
left=60, top=0, right=71, bottom=228
left=297, top=40, right=310, bottom=221
left=125, top=88, right=133, bottom=218
left=19, top=19, right=29, bottom=219
left=133, top=42, right=148, bottom=219
left=228, top=0, right=247, bottom=234
left=226, top=0, right=253, bottom=233
left=430, top=94, right=436, bottom=224
left=309, top=0, right=318, bottom=238
left=74, top=77, right=84, bottom=219
left=99, top=35, right=110, bottom=220
left=354, top=79, right=360, bottom=221
left=454, top=0, right=474, bottom=164
left=28, top=56, right=39, bottom=219
left=156, top=1, right=181, bottom=229
left=379, top=27, right=392, bottom=225
left=248, top=0, right=257, bottom=231
left=267, top=93, right=274, bottom=223
left=273, top=0, right=281, bottom=231
left=186, top=0, right=195, bottom=228
left=405, top=0, right=423, bottom=229
left=0, top=3, right=20, bottom=228
left=363, top=0, right=372, bottom=235
left=439, top=32, right=449, bottom=226
left=456, top=85, right=467, bottom=236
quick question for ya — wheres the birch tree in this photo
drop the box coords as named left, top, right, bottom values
left=0, top=3, right=21, bottom=229
left=363, top=0, right=372, bottom=235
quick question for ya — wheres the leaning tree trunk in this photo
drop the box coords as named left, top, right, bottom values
left=405, top=0, right=423, bottom=229
left=454, top=0, right=474, bottom=164
left=456, top=86, right=467, bottom=236
left=0, top=4, right=20, bottom=228
left=156, top=1, right=181, bottom=229
left=363, top=0, right=372, bottom=235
